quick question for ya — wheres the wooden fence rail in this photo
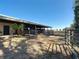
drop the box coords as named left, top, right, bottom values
left=64, top=29, right=79, bottom=59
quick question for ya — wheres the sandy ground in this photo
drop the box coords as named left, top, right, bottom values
left=0, top=34, right=77, bottom=59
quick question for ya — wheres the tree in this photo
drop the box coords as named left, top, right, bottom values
left=18, top=24, right=24, bottom=35
left=11, top=23, right=24, bottom=35
left=18, top=24, right=24, bottom=30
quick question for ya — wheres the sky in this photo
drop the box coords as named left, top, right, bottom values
left=0, top=0, right=74, bottom=29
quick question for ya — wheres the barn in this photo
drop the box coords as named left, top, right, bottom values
left=0, top=15, right=51, bottom=35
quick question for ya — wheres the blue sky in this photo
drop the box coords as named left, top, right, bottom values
left=0, top=0, right=74, bottom=29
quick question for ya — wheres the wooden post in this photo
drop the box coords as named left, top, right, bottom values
left=69, top=30, right=71, bottom=45
left=71, top=30, right=74, bottom=48
left=64, top=29, right=67, bottom=44
left=35, top=26, right=37, bottom=38
left=35, top=26, right=37, bottom=35
left=28, top=27, right=30, bottom=39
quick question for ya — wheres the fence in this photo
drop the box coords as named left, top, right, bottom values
left=64, top=28, right=79, bottom=59
left=64, top=29, right=74, bottom=45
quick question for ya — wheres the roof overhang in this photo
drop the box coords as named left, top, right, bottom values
left=0, top=14, right=51, bottom=28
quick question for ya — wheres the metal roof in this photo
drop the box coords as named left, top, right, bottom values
left=0, top=14, right=51, bottom=28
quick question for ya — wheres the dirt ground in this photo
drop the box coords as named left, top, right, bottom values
left=0, top=34, right=75, bottom=59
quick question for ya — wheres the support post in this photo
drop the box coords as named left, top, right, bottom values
left=69, top=30, right=71, bottom=45
left=35, top=26, right=37, bottom=35
left=64, top=29, right=67, bottom=44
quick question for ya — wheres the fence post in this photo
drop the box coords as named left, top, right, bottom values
left=64, top=29, right=67, bottom=44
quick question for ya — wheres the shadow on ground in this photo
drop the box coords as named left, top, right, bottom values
left=0, top=36, right=74, bottom=59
